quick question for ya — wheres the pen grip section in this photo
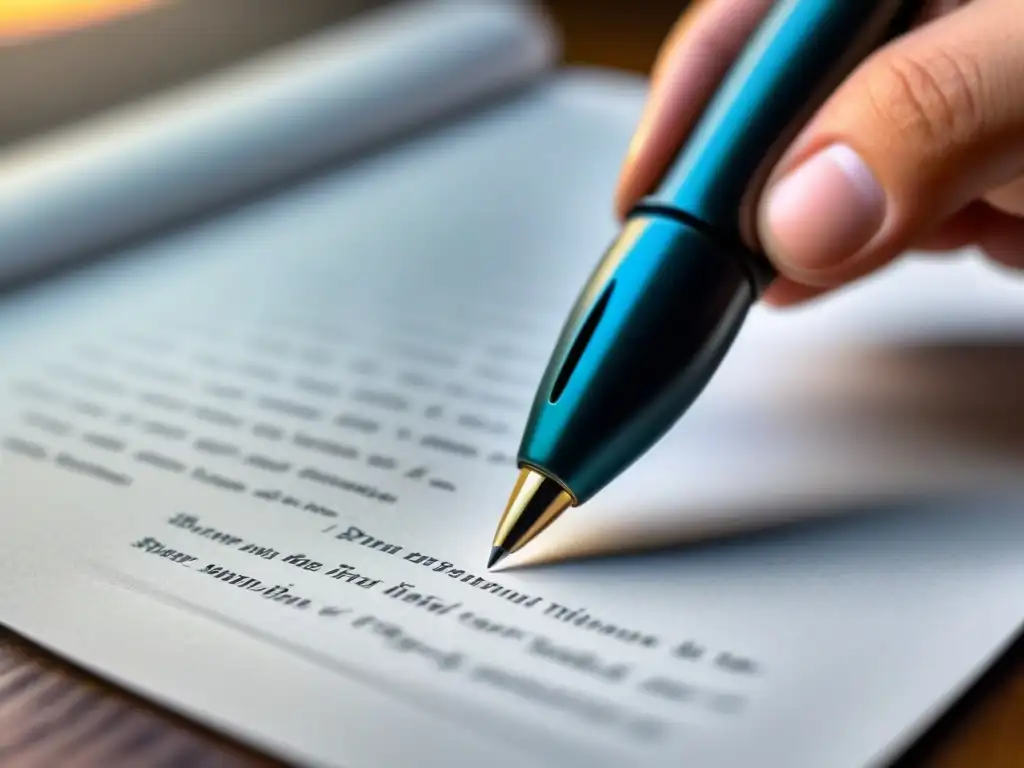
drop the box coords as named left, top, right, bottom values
left=518, top=216, right=753, bottom=503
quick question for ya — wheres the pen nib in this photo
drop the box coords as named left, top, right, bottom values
left=489, top=467, right=574, bottom=566
left=487, top=546, right=507, bottom=569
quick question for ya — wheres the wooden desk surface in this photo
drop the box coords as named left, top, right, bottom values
left=1, top=2, right=1021, bottom=766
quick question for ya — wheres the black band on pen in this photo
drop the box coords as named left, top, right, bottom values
left=628, top=203, right=777, bottom=297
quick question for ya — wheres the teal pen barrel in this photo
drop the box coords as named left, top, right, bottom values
left=639, top=0, right=923, bottom=252
left=517, top=0, right=924, bottom=505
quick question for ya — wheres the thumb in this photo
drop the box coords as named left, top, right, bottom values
left=757, top=0, right=1024, bottom=289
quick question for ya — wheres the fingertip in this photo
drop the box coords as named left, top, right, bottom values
left=613, top=134, right=649, bottom=219
left=754, top=0, right=1024, bottom=290
left=757, top=144, right=887, bottom=286
left=612, top=186, right=633, bottom=222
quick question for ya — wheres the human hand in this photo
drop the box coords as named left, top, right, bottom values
left=616, top=0, right=1024, bottom=306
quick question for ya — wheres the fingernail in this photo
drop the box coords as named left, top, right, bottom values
left=762, top=144, right=886, bottom=272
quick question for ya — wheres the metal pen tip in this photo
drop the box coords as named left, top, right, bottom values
left=489, top=467, right=574, bottom=564
left=487, top=546, right=507, bottom=569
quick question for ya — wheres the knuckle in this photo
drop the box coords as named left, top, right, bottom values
left=864, top=48, right=985, bottom=151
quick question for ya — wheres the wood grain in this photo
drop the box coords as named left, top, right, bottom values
left=0, top=629, right=274, bottom=767
left=0, top=2, right=1020, bottom=766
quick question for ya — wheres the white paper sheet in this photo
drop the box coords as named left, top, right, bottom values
left=0, top=70, right=1022, bottom=768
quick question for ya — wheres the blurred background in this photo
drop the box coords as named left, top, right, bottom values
left=0, top=0, right=691, bottom=284
left=0, top=0, right=684, bottom=147
left=547, top=0, right=684, bottom=72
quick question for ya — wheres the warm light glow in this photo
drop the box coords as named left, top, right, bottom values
left=0, top=0, right=158, bottom=44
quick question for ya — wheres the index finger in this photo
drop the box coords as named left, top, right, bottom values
left=615, top=0, right=776, bottom=218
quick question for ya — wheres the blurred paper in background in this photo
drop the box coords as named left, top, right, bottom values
left=0, top=0, right=396, bottom=146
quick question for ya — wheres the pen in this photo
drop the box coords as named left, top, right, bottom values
left=488, top=0, right=925, bottom=569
